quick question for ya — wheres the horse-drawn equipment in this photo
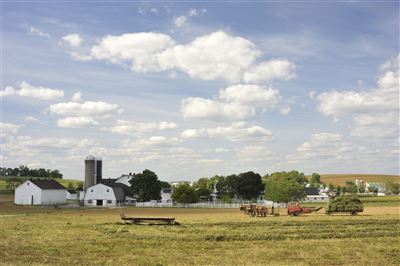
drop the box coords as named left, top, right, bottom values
left=120, top=213, right=180, bottom=225
left=287, top=203, right=322, bottom=216
left=240, top=204, right=279, bottom=217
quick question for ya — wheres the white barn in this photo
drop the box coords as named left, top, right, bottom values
left=83, top=182, right=134, bottom=207
left=15, top=179, right=67, bottom=205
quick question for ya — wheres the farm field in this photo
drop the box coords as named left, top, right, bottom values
left=0, top=176, right=82, bottom=192
left=1, top=204, right=399, bottom=265
left=319, top=174, right=399, bottom=186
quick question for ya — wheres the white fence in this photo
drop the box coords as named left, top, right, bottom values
left=135, top=202, right=286, bottom=208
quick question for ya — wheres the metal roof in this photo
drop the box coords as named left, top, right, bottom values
left=30, top=179, right=66, bottom=190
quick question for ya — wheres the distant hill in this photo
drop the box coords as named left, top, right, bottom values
left=318, top=174, right=400, bottom=186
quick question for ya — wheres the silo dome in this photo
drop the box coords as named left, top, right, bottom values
left=85, top=155, right=96, bottom=160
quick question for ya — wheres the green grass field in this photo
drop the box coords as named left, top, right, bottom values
left=319, top=174, right=399, bottom=186
left=0, top=203, right=399, bottom=265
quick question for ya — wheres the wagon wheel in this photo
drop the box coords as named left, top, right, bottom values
left=351, top=212, right=358, bottom=216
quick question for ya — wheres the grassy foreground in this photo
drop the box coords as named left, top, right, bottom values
left=1, top=207, right=399, bottom=265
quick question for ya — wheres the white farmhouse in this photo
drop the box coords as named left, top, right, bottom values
left=15, top=179, right=67, bottom=205
left=302, top=187, right=329, bottom=203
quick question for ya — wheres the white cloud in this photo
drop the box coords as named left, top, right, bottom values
left=181, top=123, right=273, bottom=142
left=106, top=120, right=177, bottom=135
left=181, top=84, right=286, bottom=121
left=287, top=133, right=355, bottom=163
left=1, top=122, right=20, bottom=138
left=243, top=59, right=296, bottom=83
left=309, top=90, right=316, bottom=99
left=236, top=146, right=275, bottom=162
left=317, top=56, right=399, bottom=138
left=150, top=8, right=158, bottom=14
left=71, top=92, right=82, bottom=102
left=28, top=27, right=50, bottom=38
left=24, top=116, right=39, bottom=122
left=219, top=84, right=280, bottom=108
left=279, top=105, right=292, bottom=115
left=49, top=101, right=119, bottom=117
left=1, top=81, right=64, bottom=100
left=83, top=31, right=295, bottom=83
left=181, top=97, right=255, bottom=121
left=215, top=148, right=230, bottom=153
left=57, top=117, right=99, bottom=128
left=62, top=34, right=84, bottom=47
left=91, top=32, right=175, bottom=72
left=173, top=16, right=188, bottom=27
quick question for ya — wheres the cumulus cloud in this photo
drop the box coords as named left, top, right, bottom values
left=24, top=116, right=39, bottom=122
left=28, top=27, right=50, bottom=38
left=181, top=123, right=273, bottom=142
left=317, top=56, right=399, bottom=138
left=243, top=59, right=296, bottom=83
left=181, top=84, right=285, bottom=121
left=181, top=97, right=255, bottom=121
left=0, top=81, right=64, bottom=100
left=173, top=8, right=204, bottom=27
left=236, top=146, right=275, bottom=162
left=61, top=34, right=84, bottom=47
left=71, top=92, right=82, bottom=102
left=219, top=84, right=280, bottom=108
left=91, top=32, right=175, bottom=72
left=49, top=101, right=119, bottom=117
left=106, top=120, right=178, bottom=135
left=79, top=31, right=295, bottom=83
left=1, top=122, right=20, bottom=138
left=57, top=117, right=99, bottom=128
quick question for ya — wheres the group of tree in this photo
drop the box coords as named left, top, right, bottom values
left=264, top=171, right=309, bottom=203
left=0, top=166, right=63, bottom=179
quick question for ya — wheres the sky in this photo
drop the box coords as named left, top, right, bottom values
left=1, top=1, right=399, bottom=181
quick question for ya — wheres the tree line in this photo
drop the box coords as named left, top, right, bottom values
left=129, top=169, right=399, bottom=204
left=0, top=166, right=63, bottom=179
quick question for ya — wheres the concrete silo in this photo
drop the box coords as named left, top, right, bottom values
left=84, top=155, right=97, bottom=190
left=95, top=157, right=102, bottom=184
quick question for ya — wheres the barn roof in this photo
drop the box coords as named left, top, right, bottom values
left=67, top=189, right=77, bottom=194
left=305, top=187, right=319, bottom=196
left=30, top=179, right=66, bottom=190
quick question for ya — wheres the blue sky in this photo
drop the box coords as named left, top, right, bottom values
left=1, top=1, right=399, bottom=181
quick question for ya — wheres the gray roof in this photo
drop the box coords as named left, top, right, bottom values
left=305, top=187, right=319, bottom=196
left=30, top=179, right=66, bottom=190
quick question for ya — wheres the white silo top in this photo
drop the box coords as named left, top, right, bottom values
left=85, top=155, right=96, bottom=160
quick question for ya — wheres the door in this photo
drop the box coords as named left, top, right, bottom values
left=31, top=195, right=33, bottom=205
left=96, top=200, right=103, bottom=206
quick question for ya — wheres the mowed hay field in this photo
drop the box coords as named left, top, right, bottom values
left=1, top=205, right=399, bottom=266
left=319, top=174, right=399, bottom=186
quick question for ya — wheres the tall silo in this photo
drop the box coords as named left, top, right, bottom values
left=95, top=157, right=102, bottom=184
left=84, top=155, right=96, bottom=190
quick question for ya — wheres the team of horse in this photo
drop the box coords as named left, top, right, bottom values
left=239, top=204, right=279, bottom=217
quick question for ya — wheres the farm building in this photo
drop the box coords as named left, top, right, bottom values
left=161, top=188, right=172, bottom=203
left=83, top=179, right=135, bottom=207
left=66, top=189, right=77, bottom=200
left=14, top=179, right=67, bottom=205
left=302, top=187, right=329, bottom=203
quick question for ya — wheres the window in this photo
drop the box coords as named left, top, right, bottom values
left=88, top=200, right=92, bottom=204
left=314, top=197, right=317, bottom=200
left=27, top=182, right=29, bottom=186
left=91, top=189, right=93, bottom=192
left=107, top=200, right=112, bottom=204
left=107, top=189, right=109, bottom=192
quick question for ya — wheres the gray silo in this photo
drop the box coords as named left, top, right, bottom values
left=84, top=155, right=97, bottom=190
left=96, top=157, right=102, bottom=184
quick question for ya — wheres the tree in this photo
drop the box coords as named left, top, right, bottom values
left=218, top=174, right=239, bottom=199
left=172, top=183, right=199, bottom=203
left=76, top=181, right=84, bottom=191
left=385, top=180, right=400, bottom=195
left=310, top=173, right=321, bottom=188
left=344, top=181, right=357, bottom=194
left=237, top=171, right=264, bottom=200
left=6, top=178, right=22, bottom=191
left=159, top=181, right=171, bottom=189
left=49, top=169, right=63, bottom=179
left=129, top=169, right=161, bottom=202
left=264, top=177, right=306, bottom=203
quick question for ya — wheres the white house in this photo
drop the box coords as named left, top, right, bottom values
left=161, top=188, right=172, bottom=203
left=15, top=179, right=67, bottom=205
left=83, top=182, right=135, bottom=207
left=114, top=174, right=133, bottom=186
left=302, top=187, right=329, bottom=203
left=66, top=189, right=77, bottom=200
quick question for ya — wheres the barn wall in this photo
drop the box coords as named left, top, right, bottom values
left=14, top=181, right=42, bottom=205
left=41, top=190, right=67, bottom=204
left=84, top=184, right=117, bottom=207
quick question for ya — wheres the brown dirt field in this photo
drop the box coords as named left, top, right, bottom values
left=319, top=174, right=400, bottom=186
